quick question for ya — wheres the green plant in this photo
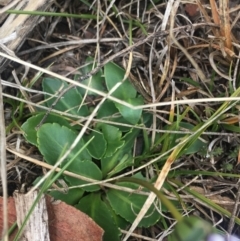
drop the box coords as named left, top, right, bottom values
left=221, top=162, right=234, bottom=172
left=21, top=59, right=150, bottom=240
left=21, top=59, right=217, bottom=240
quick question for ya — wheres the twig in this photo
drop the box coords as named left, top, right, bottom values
left=0, top=77, right=8, bottom=241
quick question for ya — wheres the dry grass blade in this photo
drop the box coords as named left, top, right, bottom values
left=0, top=78, right=8, bottom=241
left=219, top=0, right=232, bottom=50
left=196, top=0, right=219, bottom=37
left=209, top=0, right=220, bottom=37
left=227, top=182, right=240, bottom=234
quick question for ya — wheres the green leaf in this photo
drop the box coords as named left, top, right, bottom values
left=121, top=127, right=141, bottom=153
left=97, top=100, right=118, bottom=119
left=115, top=96, right=144, bottom=124
left=100, top=150, right=121, bottom=177
left=84, top=130, right=107, bottom=159
left=21, top=113, right=71, bottom=146
left=65, top=160, right=102, bottom=192
left=37, top=123, right=91, bottom=165
left=101, top=127, right=140, bottom=177
left=99, top=124, right=125, bottom=176
left=100, top=124, right=124, bottom=157
left=104, top=198, right=129, bottom=230
left=76, top=193, right=121, bottom=241
left=76, top=57, right=105, bottom=95
left=42, top=77, right=89, bottom=116
left=104, top=62, right=136, bottom=99
left=49, top=188, right=84, bottom=205
left=221, top=123, right=240, bottom=133
left=165, top=122, right=207, bottom=155
left=106, top=152, right=133, bottom=178
left=97, top=100, right=140, bottom=132
left=107, top=182, right=160, bottom=227
left=101, top=150, right=133, bottom=178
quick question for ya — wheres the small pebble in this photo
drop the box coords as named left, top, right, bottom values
left=207, top=234, right=240, bottom=241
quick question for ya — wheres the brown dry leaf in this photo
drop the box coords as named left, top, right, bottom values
left=184, top=3, right=200, bottom=19
left=0, top=195, right=103, bottom=241
left=0, top=197, right=17, bottom=241
left=237, top=149, right=240, bottom=166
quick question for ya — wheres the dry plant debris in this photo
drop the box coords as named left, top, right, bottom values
left=1, top=0, right=240, bottom=240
